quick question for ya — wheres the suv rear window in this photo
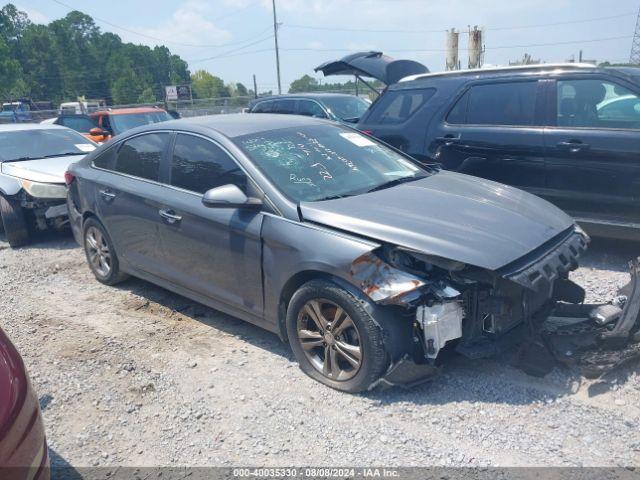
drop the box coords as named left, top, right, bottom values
left=448, top=81, right=537, bottom=126
left=367, top=88, right=435, bottom=124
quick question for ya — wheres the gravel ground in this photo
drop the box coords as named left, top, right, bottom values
left=1, top=231, right=639, bottom=468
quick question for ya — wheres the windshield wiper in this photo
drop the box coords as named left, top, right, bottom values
left=315, top=193, right=356, bottom=201
left=41, top=152, right=86, bottom=158
left=366, top=175, right=427, bottom=193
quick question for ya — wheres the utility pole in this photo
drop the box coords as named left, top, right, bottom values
left=630, top=5, right=640, bottom=64
left=271, top=0, right=282, bottom=94
left=253, top=74, right=258, bottom=99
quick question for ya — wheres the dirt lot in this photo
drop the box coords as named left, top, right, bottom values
left=1, top=230, right=639, bottom=468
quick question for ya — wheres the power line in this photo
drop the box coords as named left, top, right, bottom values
left=278, top=34, right=633, bottom=54
left=285, top=11, right=635, bottom=34
left=51, top=0, right=266, bottom=48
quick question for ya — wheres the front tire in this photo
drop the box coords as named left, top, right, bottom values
left=286, top=280, right=389, bottom=393
left=0, top=194, right=30, bottom=248
left=83, top=217, right=128, bottom=285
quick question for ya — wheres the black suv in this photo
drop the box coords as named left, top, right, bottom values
left=357, top=64, right=640, bottom=240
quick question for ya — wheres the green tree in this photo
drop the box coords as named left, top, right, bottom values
left=137, top=87, right=156, bottom=104
left=191, top=70, right=229, bottom=99
left=289, top=74, right=318, bottom=93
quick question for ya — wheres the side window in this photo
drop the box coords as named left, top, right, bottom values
left=252, top=101, right=272, bottom=113
left=462, top=82, right=537, bottom=126
left=93, top=147, right=115, bottom=169
left=557, top=79, right=640, bottom=129
left=297, top=100, right=327, bottom=118
left=446, top=89, right=470, bottom=124
left=114, top=133, right=169, bottom=181
left=273, top=99, right=296, bottom=114
left=367, top=88, right=435, bottom=125
left=170, top=134, right=247, bottom=194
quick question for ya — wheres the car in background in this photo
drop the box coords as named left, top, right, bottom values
left=41, top=115, right=108, bottom=143
left=0, top=102, right=31, bottom=124
left=0, top=124, right=96, bottom=247
left=0, top=325, right=50, bottom=480
left=90, top=107, right=172, bottom=137
left=248, top=93, right=370, bottom=123
left=59, top=99, right=106, bottom=115
left=356, top=63, right=640, bottom=240
left=67, top=114, right=640, bottom=392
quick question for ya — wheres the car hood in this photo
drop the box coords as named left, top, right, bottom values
left=0, top=155, right=84, bottom=184
left=315, top=51, right=429, bottom=85
left=299, top=171, right=575, bottom=271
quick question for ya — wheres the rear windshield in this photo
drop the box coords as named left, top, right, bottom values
left=320, top=96, right=370, bottom=121
left=0, top=129, right=95, bottom=162
left=367, top=88, right=435, bottom=124
left=110, top=111, right=172, bottom=134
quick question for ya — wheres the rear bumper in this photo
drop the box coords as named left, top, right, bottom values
left=66, top=193, right=83, bottom=245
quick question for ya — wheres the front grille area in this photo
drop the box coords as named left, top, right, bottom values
left=499, top=228, right=589, bottom=292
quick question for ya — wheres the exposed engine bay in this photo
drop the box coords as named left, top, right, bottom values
left=350, top=227, right=640, bottom=386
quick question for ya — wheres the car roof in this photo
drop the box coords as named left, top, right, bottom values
left=121, top=113, right=335, bottom=139
left=0, top=123, right=67, bottom=132
left=399, top=63, right=599, bottom=83
left=250, top=93, right=359, bottom=103
left=91, top=107, right=165, bottom=116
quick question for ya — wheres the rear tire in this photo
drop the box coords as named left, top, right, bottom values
left=286, top=279, right=389, bottom=393
left=0, top=194, right=30, bottom=248
left=82, top=217, right=128, bottom=285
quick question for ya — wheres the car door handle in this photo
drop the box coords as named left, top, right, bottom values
left=557, top=141, right=590, bottom=153
left=435, top=134, right=461, bottom=146
left=99, top=189, right=116, bottom=201
left=159, top=209, right=182, bottom=224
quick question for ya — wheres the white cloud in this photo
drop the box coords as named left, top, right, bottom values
left=132, top=0, right=233, bottom=48
left=17, top=5, right=49, bottom=24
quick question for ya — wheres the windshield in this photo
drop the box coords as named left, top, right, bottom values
left=110, top=111, right=172, bottom=134
left=237, top=125, right=427, bottom=202
left=0, top=128, right=95, bottom=162
left=321, top=96, right=370, bottom=121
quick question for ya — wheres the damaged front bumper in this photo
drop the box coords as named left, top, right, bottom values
left=540, top=257, right=640, bottom=378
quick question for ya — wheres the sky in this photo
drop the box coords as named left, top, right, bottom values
left=13, top=0, right=640, bottom=92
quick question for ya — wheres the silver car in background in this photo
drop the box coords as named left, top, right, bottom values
left=0, top=124, right=96, bottom=247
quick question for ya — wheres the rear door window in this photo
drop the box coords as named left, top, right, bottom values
left=367, top=88, right=435, bottom=124
left=170, top=134, right=247, bottom=194
left=114, top=133, right=169, bottom=181
left=448, top=81, right=537, bottom=126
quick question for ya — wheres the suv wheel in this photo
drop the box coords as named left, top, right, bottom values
left=0, top=194, right=30, bottom=248
left=286, top=280, right=388, bottom=392
left=83, top=217, right=128, bottom=285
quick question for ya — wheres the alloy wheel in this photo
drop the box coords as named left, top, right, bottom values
left=85, top=226, right=112, bottom=278
left=296, top=299, right=363, bottom=381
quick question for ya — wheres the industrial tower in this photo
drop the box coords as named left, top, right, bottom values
left=630, top=6, right=640, bottom=64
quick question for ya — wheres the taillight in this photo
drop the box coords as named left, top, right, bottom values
left=64, top=171, right=75, bottom=185
left=361, top=130, right=373, bottom=136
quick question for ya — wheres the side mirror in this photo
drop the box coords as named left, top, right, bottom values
left=202, top=184, right=262, bottom=210
left=89, top=127, right=107, bottom=137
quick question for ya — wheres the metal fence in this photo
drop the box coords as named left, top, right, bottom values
left=0, top=89, right=374, bottom=124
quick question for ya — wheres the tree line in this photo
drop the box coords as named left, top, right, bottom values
left=0, top=4, right=366, bottom=107
left=0, top=4, right=256, bottom=106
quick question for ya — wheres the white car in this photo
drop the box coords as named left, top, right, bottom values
left=0, top=124, right=96, bottom=247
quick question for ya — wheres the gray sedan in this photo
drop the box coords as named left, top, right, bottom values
left=66, top=114, right=640, bottom=392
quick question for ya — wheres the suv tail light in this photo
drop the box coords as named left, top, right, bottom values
left=64, top=171, right=75, bottom=185
left=361, top=130, right=373, bottom=136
